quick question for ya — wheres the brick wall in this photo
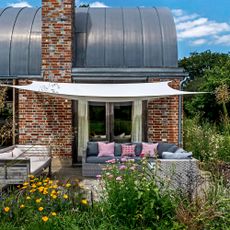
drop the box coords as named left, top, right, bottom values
left=147, top=78, right=180, bottom=144
left=17, top=0, right=74, bottom=157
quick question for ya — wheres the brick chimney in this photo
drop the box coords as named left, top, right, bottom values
left=17, top=0, right=74, bottom=158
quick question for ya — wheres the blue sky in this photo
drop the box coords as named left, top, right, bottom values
left=0, top=0, right=229, bottom=58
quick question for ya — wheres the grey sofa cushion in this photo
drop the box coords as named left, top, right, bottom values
left=132, top=142, right=142, bottom=156
left=157, top=142, right=178, bottom=158
left=87, top=142, right=99, bottom=156
left=162, top=151, right=192, bottom=159
left=114, top=143, right=122, bottom=156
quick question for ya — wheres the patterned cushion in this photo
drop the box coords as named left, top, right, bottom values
left=121, top=144, right=136, bottom=157
left=140, top=142, right=158, bottom=157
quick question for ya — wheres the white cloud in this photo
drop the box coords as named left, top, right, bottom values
left=173, top=9, right=230, bottom=46
left=90, top=1, right=108, bottom=7
left=8, top=1, right=32, bottom=7
left=214, top=34, right=230, bottom=45
left=191, top=39, right=208, bottom=46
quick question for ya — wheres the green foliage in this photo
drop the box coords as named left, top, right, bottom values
left=98, top=159, right=179, bottom=229
left=183, top=116, right=230, bottom=164
left=179, top=51, right=230, bottom=123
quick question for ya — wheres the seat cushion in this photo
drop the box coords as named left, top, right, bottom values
left=157, top=142, right=178, bottom=158
left=86, top=156, right=119, bottom=164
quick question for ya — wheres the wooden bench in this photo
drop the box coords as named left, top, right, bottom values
left=0, top=145, right=51, bottom=189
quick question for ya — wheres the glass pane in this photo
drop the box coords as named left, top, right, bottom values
left=89, top=104, right=106, bottom=141
left=114, top=103, right=132, bottom=142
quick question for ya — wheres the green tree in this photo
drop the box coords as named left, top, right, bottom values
left=179, top=51, right=230, bottom=124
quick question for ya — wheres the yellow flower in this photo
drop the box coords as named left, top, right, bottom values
left=23, top=182, right=29, bottom=186
left=81, top=199, right=88, bottom=205
left=51, top=189, right=57, bottom=194
left=36, top=198, right=42, bottom=203
left=37, top=182, right=42, bottom=186
left=42, top=216, right=49, bottom=222
left=52, top=185, right=58, bottom=189
left=43, top=190, right=48, bottom=195
left=4, top=207, right=10, bottom=212
left=65, top=183, right=71, bottom=188
left=20, top=204, right=25, bottom=209
left=31, top=184, right=37, bottom=188
left=17, top=185, right=21, bottom=188
left=38, top=207, right=44, bottom=212
left=63, top=194, right=68, bottom=199
left=51, top=212, right=57, bottom=216
left=26, top=196, right=31, bottom=200
left=30, top=189, right=36, bottom=193
left=28, top=175, right=35, bottom=179
left=38, top=186, right=44, bottom=192
left=51, top=194, right=57, bottom=199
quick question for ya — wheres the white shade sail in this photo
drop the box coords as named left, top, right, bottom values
left=1, top=81, right=205, bottom=102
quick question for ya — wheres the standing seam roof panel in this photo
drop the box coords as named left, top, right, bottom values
left=29, top=7, right=41, bottom=75
left=86, top=8, right=105, bottom=67
left=105, top=8, right=124, bottom=67
left=140, top=8, right=163, bottom=67
left=11, top=7, right=38, bottom=75
left=0, top=8, right=22, bottom=75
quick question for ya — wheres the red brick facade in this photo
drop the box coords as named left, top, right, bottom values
left=17, top=0, right=74, bottom=157
left=147, top=79, right=180, bottom=144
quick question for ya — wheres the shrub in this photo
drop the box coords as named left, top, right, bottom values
left=97, top=158, right=181, bottom=229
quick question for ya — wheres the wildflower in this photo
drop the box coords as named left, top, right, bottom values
left=23, top=182, right=29, bottom=186
left=108, top=174, right=113, bottom=179
left=17, top=185, right=21, bottom=188
left=51, top=194, right=57, bottom=199
left=130, top=166, right=136, bottom=171
left=38, top=207, right=44, bottom=211
left=36, top=198, right=42, bottom=203
left=63, top=194, right=68, bottom=199
left=31, top=184, right=37, bottom=188
left=30, top=189, right=36, bottom=193
left=65, top=183, right=71, bottom=188
left=28, top=175, right=35, bottom=179
left=42, top=216, right=49, bottom=222
left=81, top=199, right=88, bottom=205
left=37, top=182, right=42, bottom=186
left=20, top=204, right=25, bottom=209
left=96, top=174, right=102, bottom=179
left=38, top=186, right=44, bottom=192
left=51, top=212, right=57, bottom=216
left=116, top=176, right=122, bottom=181
left=26, top=196, right=31, bottom=200
left=119, top=165, right=126, bottom=170
left=121, top=157, right=127, bottom=162
left=51, top=190, right=57, bottom=194
left=4, top=207, right=10, bottom=212
left=106, top=159, right=116, bottom=164
left=52, top=185, right=58, bottom=189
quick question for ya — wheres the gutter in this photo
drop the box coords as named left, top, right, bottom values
left=178, top=76, right=190, bottom=147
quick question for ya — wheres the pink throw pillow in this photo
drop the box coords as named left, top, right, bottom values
left=98, top=142, right=115, bottom=157
left=121, top=144, right=136, bottom=157
left=140, top=143, right=158, bottom=158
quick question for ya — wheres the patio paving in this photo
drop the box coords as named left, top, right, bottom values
left=50, top=158, right=102, bottom=201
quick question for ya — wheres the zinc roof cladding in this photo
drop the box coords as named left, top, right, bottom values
left=74, top=7, right=178, bottom=68
left=0, top=7, right=178, bottom=77
left=0, top=7, right=41, bottom=76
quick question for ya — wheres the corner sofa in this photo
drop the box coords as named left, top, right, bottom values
left=82, top=142, right=199, bottom=190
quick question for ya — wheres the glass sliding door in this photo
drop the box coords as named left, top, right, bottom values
left=88, top=102, right=132, bottom=142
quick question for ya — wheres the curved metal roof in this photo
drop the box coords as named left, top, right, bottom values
left=0, top=7, right=41, bottom=76
left=74, top=7, right=178, bottom=68
left=0, top=7, right=178, bottom=77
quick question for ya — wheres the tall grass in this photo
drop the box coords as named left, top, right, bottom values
left=183, top=116, right=230, bottom=164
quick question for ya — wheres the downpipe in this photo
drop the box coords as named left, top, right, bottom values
left=178, top=76, right=190, bottom=147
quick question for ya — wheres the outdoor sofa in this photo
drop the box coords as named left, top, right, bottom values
left=0, top=145, right=51, bottom=189
left=82, top=142, right=200, bottom=189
